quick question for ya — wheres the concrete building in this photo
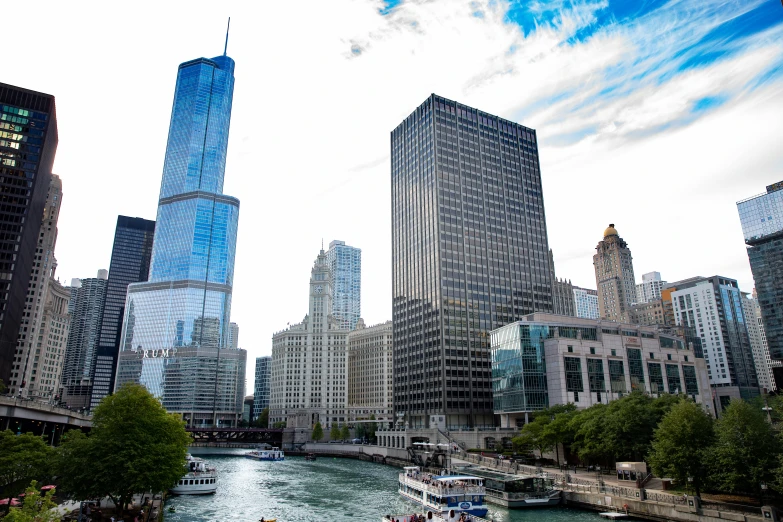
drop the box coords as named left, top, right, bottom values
left=550, top=250, right=575, bottom=317
left=630, top=299, right=668, bottom=326
left=61, top=270, right=108, bottom=409
left=573, top=287, right=599, bottom=319
left=668, top=276, right=759, bottom=411
left=326, top=240, right=362, bottom=331
left=742, top=292, right=776, bottom=392
left=347, top=319, right=393, bottom=424
left=491, top=314, right=713, bottom=426
left=228, top=322, right=239, bottom=350
left=636, top=271, right=666, bottom=304
left=593, top=224, right=637, bottom=323
left=243, top=395, right=254, bottom=423
left=269, top=248, right=350, bottom=429
left=391, top=95, right=553, bottom=429
left=253, top=355, right=271, bottom=419
left=9, top=175, right=63, bottom=399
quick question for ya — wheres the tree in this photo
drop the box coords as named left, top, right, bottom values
left=709, top=399, right=780, bottom=498
left=367, top=414, right=377, bottom=443
left=312, top=422, right=324, bottom=442
left=649, top=399, right=714, bottom=496
left=0, top=431, right=53, bottom=507
left=0, top=378, right=6, bottom=395
left=3, top=480, right=59, bottom=522
left=340, top=424, right=351, bottom=441
left=540, top=404, right=577, bottom=466
left=253, top=407, right=269, bottom=428
left=569, top=403, right=612, bottom=464
left=330, top=423, right=340, bottom=441
left=55, top=383, right=191, bottom=517
left=512, top=417, right=549, bottom=458
left=272, top=421, right=286, bottom=428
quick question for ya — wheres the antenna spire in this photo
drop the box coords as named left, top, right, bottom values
left=223, top=17, right=231, bottom=56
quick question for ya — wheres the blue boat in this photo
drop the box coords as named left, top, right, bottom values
left=398, top=467, right=489, bottom=518
left=245, top=447, right=285, bottom=461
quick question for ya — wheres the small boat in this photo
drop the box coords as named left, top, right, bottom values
left=398, top=466, right=489, bottom=518
left=305, top=453, right=317, bottom=461
left=170, top=454, right=218, bottom=495
left=245, top=446, right=285, bottom=461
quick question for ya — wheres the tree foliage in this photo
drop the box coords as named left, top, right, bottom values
left=330, top=423, right=340, bottom=441
left=0, top=431, right=53, bottom=501
left=55, top=383, right=191, bottom=517
left=2, top=481, right=59, bottom=522
left=0, top=378, right=6, bottom=395
left=312, top=422, right=324, bottom=441
left=340, top=424, right=351, bottom=441
left=367, top=414, right=377, bottom=443
left=253, top=407, right=269, bottom=428
left=649, top=399, right=714, bottom=496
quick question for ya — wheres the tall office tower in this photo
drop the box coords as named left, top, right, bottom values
left=737, top=182, right=783, bottom=360
left=89, top=216, right=155, bottom=409
left=252, top=355, right=271, bottom=419
left=0, top=83, right=58, bottom=386
left=9, top=176, right=63, bottom=397
left=549, top=251, right=575, bottom=316
left=269, top=249, right=350, bottom=429
left=573, top=287, right=599, bottom=319
left=347, top=319, right=393, bottom=423
left=742, top=291, right=776, bottom=392
left=636, top=271, right=666, bottom=304
left=391, top=94, right=553, bottom=429
left=61, top=270, right=109, bottom=409
left=115, top=48, right=245, bottom=427
left=228, top=322, right=239, bottom=349
left=593, top=224, right=637, bottom=323
left=29, top=280, right=71, bottom=402
left=668, top=276, right=759, bottom=411
left=326, top=240, right=362, bottom=330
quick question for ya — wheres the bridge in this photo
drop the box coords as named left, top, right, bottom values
left=0, top=396, right=92, bottom=444
left=186, top=427, right=284, bottom=446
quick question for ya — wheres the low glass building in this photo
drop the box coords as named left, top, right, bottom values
left=490, top=313, right=713, bottom=427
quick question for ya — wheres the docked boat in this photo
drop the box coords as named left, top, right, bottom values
left=398, top=467, right=489, bottom=518
left=245, top=446, right=285, bottom=461
left=458, top=467, right=561, bottom=508
left=170, top=454, right=217, bottom=495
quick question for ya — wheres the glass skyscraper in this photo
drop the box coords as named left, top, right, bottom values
left=326, top=240, right=361, bottom=330
left=115, top=51, right=245, bottom=426
left=391, top=94, right=553, bottom=429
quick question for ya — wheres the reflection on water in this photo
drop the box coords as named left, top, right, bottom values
left=165, top=451, right=603, bottom=522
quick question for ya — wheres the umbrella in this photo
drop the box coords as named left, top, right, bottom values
left=0, top=499, right=21, bottom=506
left=40, top=485, right=56, bottom=491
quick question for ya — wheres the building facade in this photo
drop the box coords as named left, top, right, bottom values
left=593, top=224, right=637, bottom=323
left=550, top=250, right=575, bottom=317
left=114, top=50, right=245, bottom=426
left=630, top=299, right=668, bottom=326
left=737, top=182, right=783, bottom=360
left=573, top=287, right=599, bottom=319
left=228, top=322, right=239, bottom=349
left=253, top=355, right=271, bottom=419
left=269, top=249, right=349, bottom=429
left=636, top=271, right=666, bottom=305
left=742, top=292, right=776, bottom=392
left=9, top=175, right=63, bottom=398
left=668, top=276, right=759, bottom=411
left=347, top=319, right=393, bottom=423
left=0, top=83, right=58, bottom=386
left=491, top=314, right=713, bottom=426
left=326, top=240, right=361, bottom=331
left=391, top=94, right=553, bottom=429
left=61, top=271, right=108, bottom=409
left=90, top=216, right=155, bottom=409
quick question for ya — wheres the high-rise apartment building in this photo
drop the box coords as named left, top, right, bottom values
left=9, top=175, right=63, bottom=399
left=573, top=287, right=599, bottom=319
left=347, top=319, right=393, bottom=423
left=89, top=216, right=155, bottom=409
left=630, top=299, right=668, bottom=326
left=742, top=291, right=776, bottom=392
left=594, top=224, right=637, bottom=323
left=0, top=83, right=58, bottom=386
left=270, top=249, right=350, bottom=429
left=636, top=271, right=666, bottom=304
left=253, top=355, right=271, bottom=419
left=326, top=240, right=361, bottom=330
left=115, top=48, right=245, bottom=426
left=62, top=270, right=108, bottom=409
left=550, top=250, right=575, bottom=316
left=391, top=94, right=553, bottom=428
left=737, top=182, right=783, bottom=360
left=668, top=276, right=759, bottom=412
left=228, top=322, right=239, bottom=349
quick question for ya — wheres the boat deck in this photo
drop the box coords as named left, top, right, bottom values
left=383, top=514, right=491, bottom=522
left=599, top=512, right=629, bottom=519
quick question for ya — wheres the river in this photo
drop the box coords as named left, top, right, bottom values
left=165, top=450, right=604, bottom=522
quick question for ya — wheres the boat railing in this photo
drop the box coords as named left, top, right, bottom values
left=399, top=475, right=484, bottom=496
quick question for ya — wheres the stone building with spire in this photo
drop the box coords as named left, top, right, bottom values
left=593, top=224, right=637, bottom=323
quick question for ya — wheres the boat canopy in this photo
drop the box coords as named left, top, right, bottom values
left=432, top=475, right=482, bottom=482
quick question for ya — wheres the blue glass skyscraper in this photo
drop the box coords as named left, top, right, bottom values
left=326, top=240, right=362, bottom=330
left=115, top=48, right=246, bottom=426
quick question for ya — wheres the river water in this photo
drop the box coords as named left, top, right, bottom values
left=165, top=450, right=604, bottom=522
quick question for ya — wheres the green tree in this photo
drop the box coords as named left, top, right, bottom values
left=649, top=399, right=714, bottom=496
left=253, top=407, right=269, bottom=428
left=340, top=424, right=351, bottom=441
left=0, top=378, right=7, bottom=395
left=272, top=421, right=286, bottom=428
left=569, top=403, right=612, bottom=464
left=540, top=404, right=577, bottom=465
left=709, top=399, right=780, bottom=498
left=55, top=383, right=191, bottom=517
left=0, top=431, right=53, bottom=506
left=330, top=423, right=340, bottom=441
left=355, top=423, right=366, bottom=440
left=3, top=480, right=59, bottom=522
left=367, top=414, right=377, bottom=443
left=312, top=422, right=324, bottom=442
left=512, top=417, right=549, bottom=458
left=601, top=391, right=669, bottom=461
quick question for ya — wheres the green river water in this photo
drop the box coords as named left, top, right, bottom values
left=164, top=450, right=605, bottom=522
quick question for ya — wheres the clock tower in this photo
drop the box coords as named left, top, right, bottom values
left=593, top=224, right=637, bottom=323
left=309, top=249, right=334, bottom=333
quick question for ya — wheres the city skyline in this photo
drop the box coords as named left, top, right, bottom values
left=3, top=2, right=782, bottom=388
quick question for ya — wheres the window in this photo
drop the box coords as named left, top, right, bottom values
left=667, top=354, right=672, bottom=360
left=611, top=349, right=616, bottom=356
left=648, top=363, right=664, bottom=393
left=588, top=359, right=605, bottom=392
left=590, top=347, right=596, bottom=355
left=565, top=357, right=583, bottom=392
left=567, top=345, right=573, bottom=353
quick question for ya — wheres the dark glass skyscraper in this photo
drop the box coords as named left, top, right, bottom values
left=0, top=83, right=58, bottom=386
left=391, top=94, right=553, bottom=429
left=115, top=50, right=245, bottom=426
left=90, top=216, right=155, bottom=409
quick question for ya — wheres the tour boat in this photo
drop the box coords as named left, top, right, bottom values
left=398, top=467, right=489, bottom=518
left=170, top=455, right=217, bottom=495
left=245, top=446, right=285, bottom=461
left=382, top=511, right=490, bottom=522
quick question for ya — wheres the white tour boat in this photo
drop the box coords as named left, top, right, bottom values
left=245, top=446, right=285, bottom=461
left=382, top=511, right=490, bottom=522
left=398, top=467, right=489, bottom=518
left=170, top=454, right=217, bottom=495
